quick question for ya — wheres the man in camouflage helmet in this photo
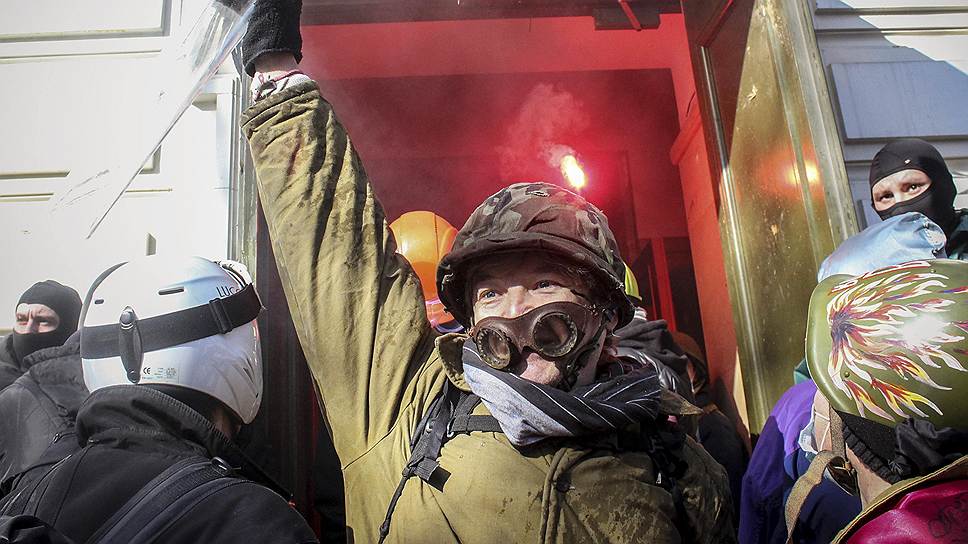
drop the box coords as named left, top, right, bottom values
left=791, top=259, right=968, bottom=542
left=240, top=3, right=734, bottom=542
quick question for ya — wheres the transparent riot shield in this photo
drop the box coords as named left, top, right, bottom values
left=47, top=0, right=255, bottom=239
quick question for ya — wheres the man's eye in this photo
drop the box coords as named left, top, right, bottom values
left=536, top=280, right=556, bottom=289
left=479, top=290, right=497, bottom=300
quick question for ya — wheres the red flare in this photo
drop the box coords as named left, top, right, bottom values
left=560, top=154, right=586, bottom=190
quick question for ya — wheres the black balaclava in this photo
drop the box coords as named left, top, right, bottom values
left=869, top=139, right=958, bottom=234
left=11, top=280, right=82, bottom=363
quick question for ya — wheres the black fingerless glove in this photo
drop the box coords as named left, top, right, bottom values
left=241, top=0, right=303, bottom=77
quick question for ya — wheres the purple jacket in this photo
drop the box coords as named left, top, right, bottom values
left=739, top=381, right=817, bottom=543
left=739, top=380, right=860, bottom=543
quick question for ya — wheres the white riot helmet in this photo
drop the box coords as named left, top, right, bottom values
left=80, top=256, right=263, bottom=424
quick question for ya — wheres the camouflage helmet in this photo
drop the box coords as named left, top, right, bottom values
left=806, top=259, right=968, bottom=430
left=437, top=182, right=634, bottom=328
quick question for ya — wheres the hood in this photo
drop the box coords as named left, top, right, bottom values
left=613, top=313, right=691, bottom=392
left=76, top=385, right=290, bottom=499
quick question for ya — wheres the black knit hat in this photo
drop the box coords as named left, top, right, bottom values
left=869, top=139, right=957, bottom=232
left=18, top=280, right=82, bottom=334
left=869, top=138, right=953, bottom=191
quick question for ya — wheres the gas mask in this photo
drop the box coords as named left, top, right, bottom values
left=469, top=301, right=609, bottom=386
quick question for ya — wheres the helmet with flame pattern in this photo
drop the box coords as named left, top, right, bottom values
left=807, top=259, right=968, bottom=430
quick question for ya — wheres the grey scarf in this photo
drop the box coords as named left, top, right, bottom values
left=461, top=342, right=662, bottom=446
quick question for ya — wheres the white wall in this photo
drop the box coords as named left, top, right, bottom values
left=0, top=0, right=245, bottom=331
left=811, top=0, right=968, bottom=228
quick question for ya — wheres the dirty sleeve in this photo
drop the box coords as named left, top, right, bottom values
left=242, top=80, right=435, bottom=464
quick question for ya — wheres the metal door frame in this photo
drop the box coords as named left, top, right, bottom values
left=687, top=0, right=857, bottom=429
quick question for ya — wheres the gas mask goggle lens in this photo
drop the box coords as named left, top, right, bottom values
left=469, top=301, right=601, bottom=370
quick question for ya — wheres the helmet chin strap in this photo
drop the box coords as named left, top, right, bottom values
left=560, top=313, right=610, bottom=390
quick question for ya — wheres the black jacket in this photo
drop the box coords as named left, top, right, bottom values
left=0, top=336, right=22, bottom=392
left=2, top=385, right=317, bottom=544
left=697, top=402, right=748, bottom=524
left=0, top=335, right=87, bottom=489
left=614, top=312, right=696, bottom=404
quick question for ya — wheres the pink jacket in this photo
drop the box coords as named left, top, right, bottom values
left=841, top=456, right=968, bottom=543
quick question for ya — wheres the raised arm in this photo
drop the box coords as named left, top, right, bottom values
left=242, top=51, right=435, bottom=463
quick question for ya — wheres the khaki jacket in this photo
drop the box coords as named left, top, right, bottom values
left=242, top=80, right=735, bottom=544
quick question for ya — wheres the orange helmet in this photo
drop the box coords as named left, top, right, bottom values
left=390, top=211, right=459, bottom=327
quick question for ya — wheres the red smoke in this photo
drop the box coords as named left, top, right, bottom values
left=496, top=83, right=590, bottom=182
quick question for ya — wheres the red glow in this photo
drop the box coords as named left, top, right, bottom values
left=560, top=154, right=586, bottom=190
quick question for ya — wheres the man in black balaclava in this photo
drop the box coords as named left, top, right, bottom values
left=869, top=138, right=967, bottom=257
left=0, top=281, right=82, bottom=390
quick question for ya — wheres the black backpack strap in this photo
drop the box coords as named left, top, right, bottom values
left=446, top=393, right=502, bottom=434
left=619, top=423, right=691, bottom=539
left=83, top=457, right=204, bottom=543
left=378, top=382, right=463, bottom=543
left=1, top=430, right=80, bottom=498
left=127, top=478, right=245, bottom=544
left=16, top=370, right=65, bottom=421
left=407, top=382, right=465, bottom=487
left=85, top=456, right=236, bottom=544
left=0, top=372, right=78, bottom=498
left=0, top=514, right=76, bottom=544
left=378, top=384, right=509, bottom=542
left=0, top=441, right=91, bottom=520
left=0, top=458, right=63, bottom=518
left=448, top=414, right=502, bottom=434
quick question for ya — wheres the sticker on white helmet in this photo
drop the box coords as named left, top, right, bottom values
left=216, top=284, right=241, bottom=298
left=142, top=366, right=178, bottom=382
